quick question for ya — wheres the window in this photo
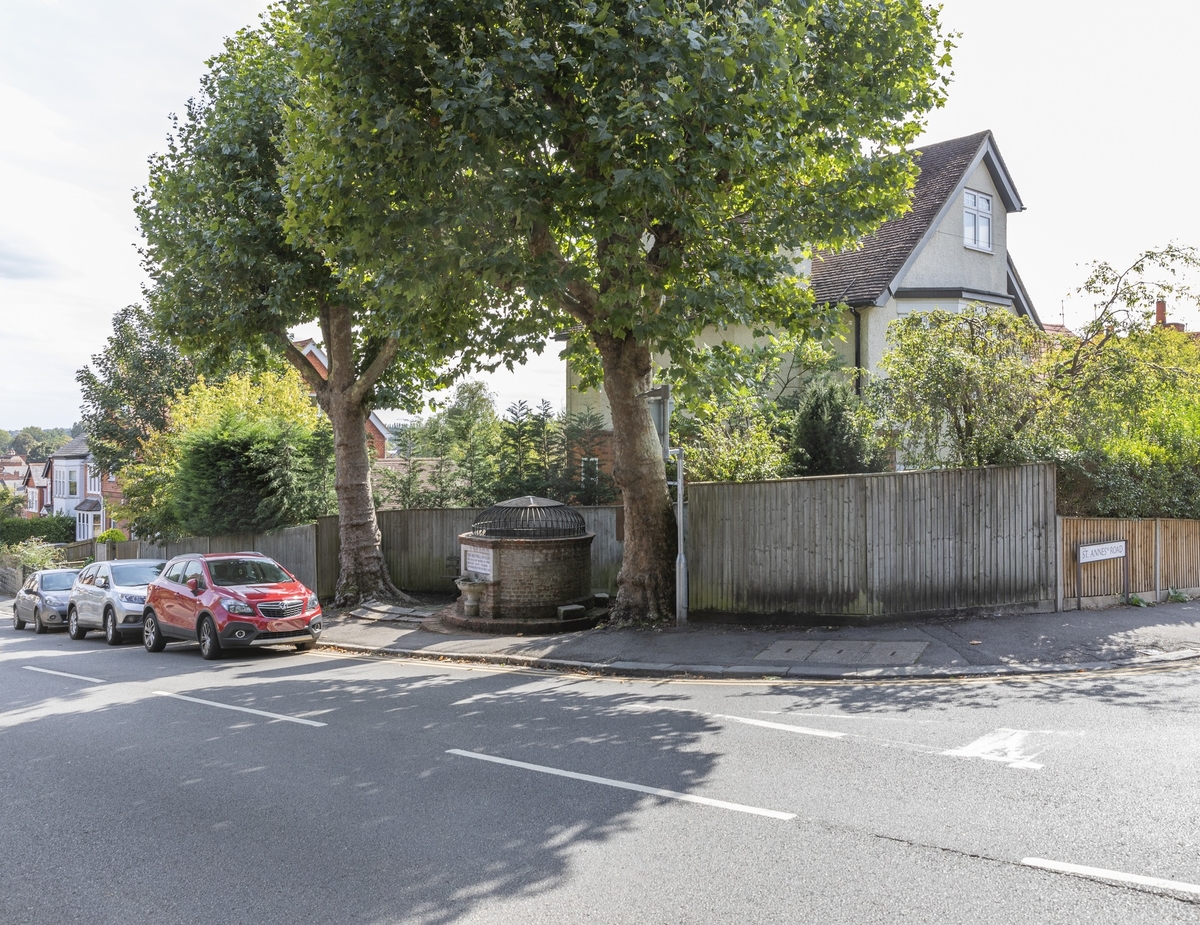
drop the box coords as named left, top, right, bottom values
left=183, top=560, right=208, bottom=590
left=67, top=470, right=78, bottom=497
left=963, top=189, right=992, bottom=251
left=87, top=466, right=100, bottom=494
left=164, top=560, right=187, bottom=584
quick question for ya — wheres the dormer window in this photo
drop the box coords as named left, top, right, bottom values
left=963, top=190, right=992, bottom=252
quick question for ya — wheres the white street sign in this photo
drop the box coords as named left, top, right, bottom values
left=1078, top=541, right=1126, bottom=564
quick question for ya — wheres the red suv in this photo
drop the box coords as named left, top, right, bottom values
left=143, top=553, right=322, bottom=660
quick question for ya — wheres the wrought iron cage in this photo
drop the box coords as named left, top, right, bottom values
left=470, top=496, right=587, bottom=539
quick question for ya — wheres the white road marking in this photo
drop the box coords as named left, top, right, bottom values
left=23, top=666, right=106, bottom=684
left=447, top=749, right=796, bottom=820
left=153, top=691, right=327, bottom=727
left=711, top=713, right=847, bottom=738
left=943, top=728, right=1044, bottom=769
left=1021, top=857, right=1200, bottom=896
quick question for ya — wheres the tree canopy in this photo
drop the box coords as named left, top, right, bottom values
left=282, top=0, right=953, bottom=618
left=76, top=304, right=198, bottom=477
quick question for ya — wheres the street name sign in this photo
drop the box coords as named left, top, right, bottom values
left=1078, top=541, right=1127, bottom=564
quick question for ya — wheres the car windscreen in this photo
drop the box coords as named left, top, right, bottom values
left=208, top=558, right=292, bottom=587
left=40, top=573, right=77, bottom=592
left=111, top=564, right=166, bottom=587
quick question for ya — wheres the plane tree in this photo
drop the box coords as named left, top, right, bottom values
left=282, top=0, right=952, bottom=620
left=136, top=25, right=540, bottom=604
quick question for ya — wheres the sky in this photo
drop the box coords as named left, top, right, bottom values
left=1, top=0, right=1198, bottom=431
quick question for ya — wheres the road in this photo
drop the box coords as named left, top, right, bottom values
left=2, top=624, right=1199, bottom=924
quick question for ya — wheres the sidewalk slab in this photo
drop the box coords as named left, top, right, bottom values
left=314, top=598, right=1200, bottom=681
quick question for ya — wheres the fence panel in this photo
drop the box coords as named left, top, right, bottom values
left=1060, top=517, right=1200, bottom=602
left=315, top=516, right=339, bottom=600
left=688, top=464, right=1058, bottom=618
left=378, top=509, right=480, bottom=593
left=255, top=524, right=317, bottom=591
left=60, top=539, right=95, bottom=564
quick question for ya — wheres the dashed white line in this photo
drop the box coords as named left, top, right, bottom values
left=153, top=691, right=327, bottom=727
left=23, top=665, right=106, bottom=684
left=1022, top=857, right=1200, bottom=896
left=711, top=713, right=847, bottom=738
left=447, top=749, right=796, bottom=820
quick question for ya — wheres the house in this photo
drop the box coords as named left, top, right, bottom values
left=48, top=435, right=114, bottom=540
left=0, top=453, right=26, bottom=494
left=21, top=461, right=50, bottom=519
left=565, top=129, right=1042, bottom=427
left=292, top=339, right=392, bottom=458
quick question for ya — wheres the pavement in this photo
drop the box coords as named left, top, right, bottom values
left=6, top=593, right=1199, bottom=680
left=318, top=597, right=1200, bottom=680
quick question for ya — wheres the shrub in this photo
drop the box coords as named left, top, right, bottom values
left=96, top=528, right=127, bottom=543
left=0, top=514, right=75, bottom=545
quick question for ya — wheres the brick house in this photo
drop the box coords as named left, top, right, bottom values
left=293, top=339, right=391, bottom=458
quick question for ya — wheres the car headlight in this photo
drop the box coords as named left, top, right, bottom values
left=219, top=598, right=254, bottom=615
left=119, top=593, right=146, bottom=605
left=306, top=594, right=320, bottom=613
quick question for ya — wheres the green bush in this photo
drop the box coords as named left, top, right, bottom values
left=1, top=538, right=65, bottom=570
left=96, top=528, right=127, bottom=543
left=789, top=381, right=885, bottom=476
left=0, top=514, right=75, bottom=545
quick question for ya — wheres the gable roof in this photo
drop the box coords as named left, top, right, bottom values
left=51, top=435, right=90, bottom=459
left=292, top=341, right=393, bottom=449
left=810, top=130, right=1024, bottom=308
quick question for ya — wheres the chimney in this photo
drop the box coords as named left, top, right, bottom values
left=1156, top=299, right=1167, bottom=326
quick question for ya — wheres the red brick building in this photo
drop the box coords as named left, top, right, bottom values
left=293, top=339, right=391, bottom=458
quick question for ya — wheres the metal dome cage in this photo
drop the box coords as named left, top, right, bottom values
left=470, top=496, right=587, bottom=539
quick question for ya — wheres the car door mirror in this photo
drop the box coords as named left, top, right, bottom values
left=97, top=577, right=109, bottom=589
left=186, top=578, right=200, bottom=595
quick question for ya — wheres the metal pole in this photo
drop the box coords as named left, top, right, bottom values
left=672, top=448, right=687, bottom=626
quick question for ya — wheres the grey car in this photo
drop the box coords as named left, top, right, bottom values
left=12, top=569, right=81, bottom=633
left=67, top=559, right=167, bottom=646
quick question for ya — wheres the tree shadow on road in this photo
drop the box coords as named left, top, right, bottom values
left=0, top=645, right=724, bottom=925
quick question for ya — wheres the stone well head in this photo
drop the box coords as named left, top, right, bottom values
left=457, top=496, right=593, bottom=622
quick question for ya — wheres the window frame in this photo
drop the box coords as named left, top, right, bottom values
left=963, top=188, right=994, bottom=253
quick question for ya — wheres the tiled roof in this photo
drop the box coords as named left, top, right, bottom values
left=1042, top=323, right=1074, bottom=336
left=52, top=435, right=89, bottom=458
left=75, top=498, right=102, bottom=512
left=810, top=131, right=994, bottom=307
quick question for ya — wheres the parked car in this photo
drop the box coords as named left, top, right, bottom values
left=143, top=552, right=322, bottom=660
left=67, top=559, right=167, bottom=646
left=12, top=568, right=82, bottom=633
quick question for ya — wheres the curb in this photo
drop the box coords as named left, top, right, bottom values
left=314, top=638, right=1200, bottom=681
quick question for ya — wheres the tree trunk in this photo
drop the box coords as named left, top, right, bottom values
left=598, top=332, right=676, bottom=621
left=284, top=305, right=409, bottom=608
left=324, top=391, right=407, bottom=606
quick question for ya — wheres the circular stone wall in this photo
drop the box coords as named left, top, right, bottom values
left=458, top=532, right=594, bottom=620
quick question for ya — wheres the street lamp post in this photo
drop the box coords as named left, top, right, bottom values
left=671, top=447, right=687, bottom=626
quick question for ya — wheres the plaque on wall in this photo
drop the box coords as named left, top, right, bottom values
left=462, top=546, right=493, bottom=579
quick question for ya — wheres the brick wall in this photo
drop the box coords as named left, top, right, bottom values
left=460, top=533, right=593, bottom=619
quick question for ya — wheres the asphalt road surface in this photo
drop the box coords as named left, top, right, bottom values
left=3, top=625, right=1199, bottom=924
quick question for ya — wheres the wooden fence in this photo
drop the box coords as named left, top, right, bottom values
left=316, top=506, right=625, bottom=599
left=1061, top=516, right=1200, bottom=605
left=687, top=464, right=1059, bottom=619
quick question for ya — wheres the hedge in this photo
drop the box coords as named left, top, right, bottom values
left=0, top=515, right=76, bottom=545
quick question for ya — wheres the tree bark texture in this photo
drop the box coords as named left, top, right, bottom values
left=284, top=306, right=407, bottom=607
left=597, top=332, right=677, bottom=621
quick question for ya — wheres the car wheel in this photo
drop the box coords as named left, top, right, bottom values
left=67, top=607, right=87, bottom=640
left=294, top=641, right=315, bottom=652
left=33, top=609, right=47, bottom=635
left=12, top=606, right=25, bottom=631
left=143, top=611, right=167, bottom=653
left=104, top=608, right=124, bottom=646
left=198, top=616, right=222, bottom=660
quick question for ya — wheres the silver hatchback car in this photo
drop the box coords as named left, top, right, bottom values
left=67, top=559, right=167, bottom=646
